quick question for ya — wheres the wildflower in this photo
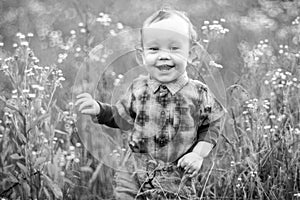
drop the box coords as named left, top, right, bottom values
left=117, top=22, right=124, bottom=29
left=237, top=177, right=242, bottom=181
left=294, top=193, right=300, bottom=197
left=110, top=30, right=117, bottom=36
left=264, top=80, right=269, bottom=85
left=279, top=49, right=284, bottom=54
left=13, top=43, right=18, bottom=48
left=20, top=41, right=29, bottom=46
left=28, top=93, right=36, bottom=98
left=230, top=161, right=235, bottom=167
left=70, top=30, right=76, bottom=35
left=38, top=86, right=45, bottom=91
left=204, top=20, right=209, bottom=25
left=69, top=146, right=75, bottom=151
left=270, top=128, right=275, bottom=132
left=220, top=18, right=226, bottom=22
left=75, top=143, right=81, bottom=147
left=80, top=28, right=86, bottom=33
left=75, top=47, right=81, bottom=52
left=74, top=158, right=80, bottom=163
left=27, top=33, right=34, bottom=37
left=264, top=125, right=271, bottom=130
left=0, top=42, right=4, bottom=47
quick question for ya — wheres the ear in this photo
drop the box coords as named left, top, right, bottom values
left=135, top=45, right=145, bottom=66
left=188, top=42, right=204, bottom=65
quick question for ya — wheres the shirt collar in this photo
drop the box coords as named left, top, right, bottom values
left=148, top=72, right=189, bottom=95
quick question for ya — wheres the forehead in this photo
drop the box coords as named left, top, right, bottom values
left=142, top=15, right=190, bottom=43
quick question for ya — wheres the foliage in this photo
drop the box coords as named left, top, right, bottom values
left=0, top=0, right=300, bottom=200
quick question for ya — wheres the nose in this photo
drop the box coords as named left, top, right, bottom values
left=158, top=49, right=171, bottom=60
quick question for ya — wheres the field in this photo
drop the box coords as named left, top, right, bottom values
left=0, top=0, right=300, bottom=199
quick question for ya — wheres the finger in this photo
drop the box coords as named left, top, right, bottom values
left=186, top=165, right=193, bottom=172
left=75, top=97, right=89, bottom=106
left=177, top=157, right=184, bottom=167
left=78, top=100, right=93, bottom=112
left=179, top=158, right=188, bottom=168
left=81, top=108, right=97, bottom=115
left=76, top=93, right=91, bottom=99
left=190, top=168, right=200, bottom=178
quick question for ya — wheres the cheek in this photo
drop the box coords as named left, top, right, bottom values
left=144, top=54, right=157, bottom=64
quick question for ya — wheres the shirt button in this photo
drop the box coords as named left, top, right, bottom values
left=161, top=85, right=167, bottom=89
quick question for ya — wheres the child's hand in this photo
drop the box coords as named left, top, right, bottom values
left=177, top=152, right=204, bottom=178
left=75, top=93, right=100, bottom=115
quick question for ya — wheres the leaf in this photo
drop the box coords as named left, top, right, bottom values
left=43, top=187, right=51, bottom=199
left=10, top=153, right=24, bottom=160
left=34, top=157, right=47, bottom=168
left=22, top=181, right=31, bottom=197
left=8, top=172, right=19, bottom=183
left=42, top=174, right=63, bottom=199
left=29, top=113, right=51, bottom=131
left=63, top=177, right=74, bottom=186
left=80, top=166, right=93, bottom=173
left=17, top=162, right=28, bottom=174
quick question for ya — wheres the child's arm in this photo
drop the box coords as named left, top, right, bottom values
left=178, top=86, right=226, bottom=177
left=177, top=118, right=224, bottom=178
left=75, top=93, right=133, bottom=130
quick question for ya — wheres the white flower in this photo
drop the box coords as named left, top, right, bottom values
left=70, top=30, right=76, bottom=35
left=20, top=41, right=29, bottom=46
left=28, top=93, right=36, bottom=98
left=117, top=22, right=124, bottom=29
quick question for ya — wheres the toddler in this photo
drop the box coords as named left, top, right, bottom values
left=76, top=9, right=225, bottom=200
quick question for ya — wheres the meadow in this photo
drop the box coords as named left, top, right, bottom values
left=0, top=0, right=299, bottom=199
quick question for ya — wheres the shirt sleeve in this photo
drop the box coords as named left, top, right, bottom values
left=91, top=84, right=136, bottom=131
left=196, top=86, right=226, bottom=147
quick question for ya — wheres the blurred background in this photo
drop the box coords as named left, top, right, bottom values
left=0, top=0, right=300, bottom=199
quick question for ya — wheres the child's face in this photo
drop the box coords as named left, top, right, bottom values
left=142, top=15, right=190, bottom=83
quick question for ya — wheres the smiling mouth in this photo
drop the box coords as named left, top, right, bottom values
left=156, top=64, right=175, bottom=71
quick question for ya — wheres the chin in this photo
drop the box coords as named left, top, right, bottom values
left=156, top=76, right=177, bottom=83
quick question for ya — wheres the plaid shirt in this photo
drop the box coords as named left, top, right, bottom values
left=94, top=72, right=225, bottom=163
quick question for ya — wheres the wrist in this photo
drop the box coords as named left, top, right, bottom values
left=192, top=141, right=213, bottom=158
left=95, top=101, right=101, bottom=115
